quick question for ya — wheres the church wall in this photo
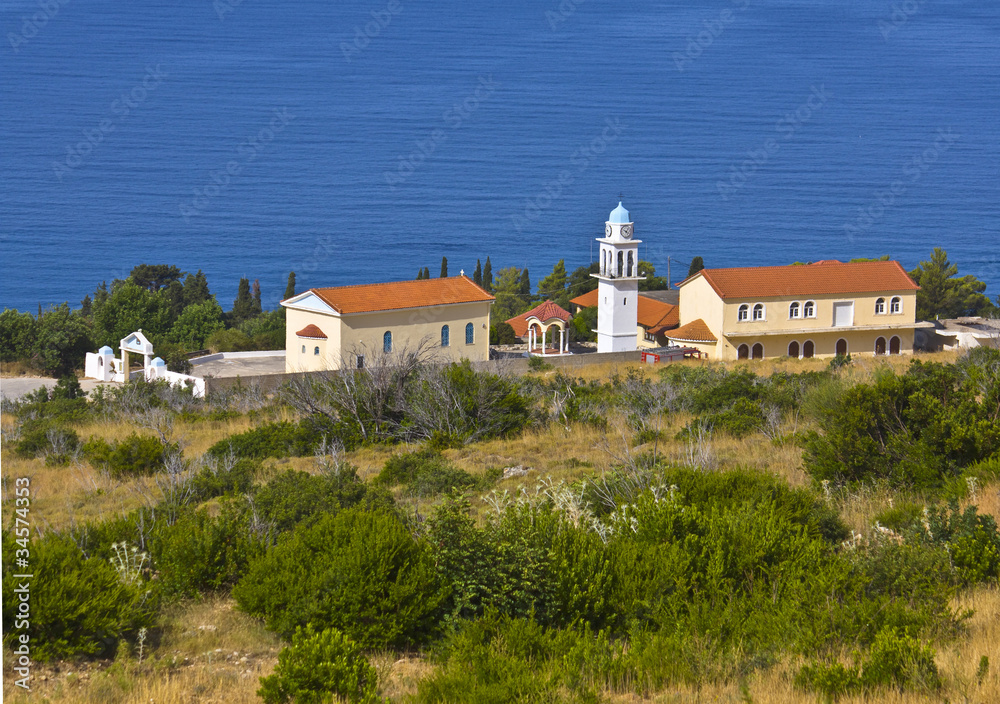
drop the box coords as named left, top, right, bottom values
left=284, top=307, right=342, bottom=372
left=339, top=301, right=492, bottom=367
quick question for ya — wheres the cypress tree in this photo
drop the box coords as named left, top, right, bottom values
left=687, top=256, right=705, bottom=277
left=423, top=267, right=431, bottom=280
left=483, top=257, right=493, bottom=292
left=473, top=259, right=483, bottom=286
left=231, top=278, right=255, bottom=324
left=440, top=256, right=448, bottom=278
left=183, top=270, right=211, bottom=307
left=284, top=272, right=296, bottom=300
left=251, top=279, right=263, bottom=315
left=519, top=268, right=531, bottom=296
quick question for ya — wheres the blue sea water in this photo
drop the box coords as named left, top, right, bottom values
left=2, top=0, right=998, bottom=313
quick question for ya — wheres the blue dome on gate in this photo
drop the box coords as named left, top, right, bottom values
left=608, top=201, right=630, bottom=224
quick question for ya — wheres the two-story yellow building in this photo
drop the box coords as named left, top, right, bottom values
left=669, top=260, right=924, bottom=360
left=281, top=276, right=494, bottom=372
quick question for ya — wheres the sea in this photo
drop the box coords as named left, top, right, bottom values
left=2, top=0, right=998, bottom=313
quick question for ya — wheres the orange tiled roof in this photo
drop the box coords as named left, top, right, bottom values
left=680, top=260, right=919, bottom=300
left=506, top=300, right=571, bottom=337
left=668, top=319, right=717, bottom=343
left=296, top=324, right=327, bottom=339
left=569, top=289, right=679, bottom=331
left=303, top=275, right=494, bottom=315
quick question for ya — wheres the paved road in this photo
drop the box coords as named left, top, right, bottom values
left=0, top=377, right=110, bottom=400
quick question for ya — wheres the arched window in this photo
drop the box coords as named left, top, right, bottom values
left=890, top=297, right=901, bottom=314
left=383, top=331, right=392, bottom=353
left=617, top=251, right=624, bottom=277
left=803, top=300, right=816, bottom=318
left=752, top=303, right=765, bottom=321
left=875, top=337, right=887, bottom=355
left=465, top=323, right=474, bottom=345
left=738, top=304, right=749, bottom=322
left=836, top=338, right=848, bottom=356
left=301, top=345, right=306, bottom=354
left=789, top=301, right=800, bottom=319
left=627, top=251, right=635, bottom=277
left=889, top=336, right=901, bottom=354
left=751, top=343, right=764, bottom=359
left=737, top=344, right=749, bottom=359
left=441, top=325, right=450, bottom=347
left=875, top=297, right=886, bottom=315
left=802, top=340, right=815, bottom=358
left=788, top=341, right=800, bottom=358
left=314, top=346, right=320, bottom=356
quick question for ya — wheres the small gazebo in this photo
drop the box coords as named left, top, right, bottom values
left=506, top=301, right=573, bottom=356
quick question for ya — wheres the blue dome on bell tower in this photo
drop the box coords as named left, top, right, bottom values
left=608, top=201, right=630, bottom=224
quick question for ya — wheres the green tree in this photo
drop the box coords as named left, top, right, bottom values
left=491, top=267, right=528, bottom=323
left=231, top=278, right=256, bottom=326
left=538, top=260, right=567, bottom=304
left=252, top=279, right=263, bottom=315
left=687, top=256, right=705, bottom=277
left=283, top=271, right=296, bottom=301
left=441, top=256, right=449, bottom=278
left=519, top=268, right=531, bottom=296
left=130, top=264, right=182, bottom=292
left=490, top=321, right=517, bottom=345
left=567, top=263, right=599, bottom=298
left=93, top=281, right=171, bottom=347
left=423, top=267, right=431, bottom=280
left=170, top=299, right=226, bottom=350
left=33, top=305, right=93, bottom=376
left=0, top=308, right=38, bottom=362
left=182, top=270, right=211, bottom=307
left=571, top=306, right=598, bottom=342
left=909, top=248, right=995, bottom=320
left=483, top=257, right=493, bottom=292
left=638, top=261, right=669, bottom=290
left=473, top=259, right=483, bottom=286
left=162, top=279, right=186, bottom=321
left=80, top=294, right=92, bottom=318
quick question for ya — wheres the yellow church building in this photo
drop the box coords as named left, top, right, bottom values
left=668, top=260, right=925, bottom=360
left=281, top=275, right=494, bottom=372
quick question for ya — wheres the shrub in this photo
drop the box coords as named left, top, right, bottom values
left=527, top=356, right=553, bottom=371
left=862, top=627, right=940, bottom=691
left=14, top=421, right=79, bottom=460
left=190, top=457, right=258, bottom=501
left=679, top=397, right=763, bottom=439
left=376, top=448, right=486, bottom=497
left=489, top=321, right=518, bottom=345
left=82, top=433, right=173, bottom=478
left=234, top=509, right=447, bottom=649
left=258, top=626, right=382, bottom=704
left=206, top=421, right=306, bottom=460
left=1, top=532, right=156, bottom=661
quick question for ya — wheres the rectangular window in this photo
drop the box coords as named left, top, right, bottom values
left=356, top=355, right=365, bottom=369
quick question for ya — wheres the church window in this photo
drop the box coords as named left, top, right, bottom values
left=314, top=346, right=320, bottom=356
left=789, top=301, right=800, bottom=319
left=466, top=323, right=475, bottom=344
left=890, top=297, right=901, bottom=314
left=875, top=297, right=886, bottom=314
left=803, top=300, right=816, bottom=318
left=802, top=340, right=815, bottom=358
left=752, top=303, right=765, bottom=321
left=738, top=304, right=749, bottom=321
left=301, top=345, right=305, bottom=354
left=627, top=251, right=635, bottom=277
left=441, top=325, right=450, bottom=347
left=617, top=251, right=624, bottom=277
left=383, top=331, right=392, bottom=353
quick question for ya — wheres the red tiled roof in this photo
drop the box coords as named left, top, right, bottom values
left=679, top=260, right=919, bottom=300
left=296, top=324, right=327, bottom=339
left=569, top=289, right=679, bottom=331
left=506, top=300, right=571, bottom=338
left=667, top=319, right=717, bottom=343
left=300, top=275, right=494, bottom=315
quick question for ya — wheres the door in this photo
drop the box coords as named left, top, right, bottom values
left=833, top=302, right=854, bottom=327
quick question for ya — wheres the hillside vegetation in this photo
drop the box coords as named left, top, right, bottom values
left=2, top=349, right=1000, bottom=703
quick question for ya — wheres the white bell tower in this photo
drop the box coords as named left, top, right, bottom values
left=593, top=201, right=644, bottom=353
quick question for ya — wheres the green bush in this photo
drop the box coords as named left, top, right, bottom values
left=190, top=458, right=258, bottom=501
left=206, top=421, right=308, bottom=460
left=527, top=356, right=553, bottom=371
left=234, top=509, right=447, bottom=649
left=1, top=532, right=156, bottom=661
left=679, top=397, right=763, bottom=439
left=489, top=321, right=518, bottom=345
left=82, top=433, right=174, bottom=478
left=14, top=421, right=79, bottom=461
left=258, top=626, right=382, bottom=704
left=376, top=448, right=487, bottom=497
